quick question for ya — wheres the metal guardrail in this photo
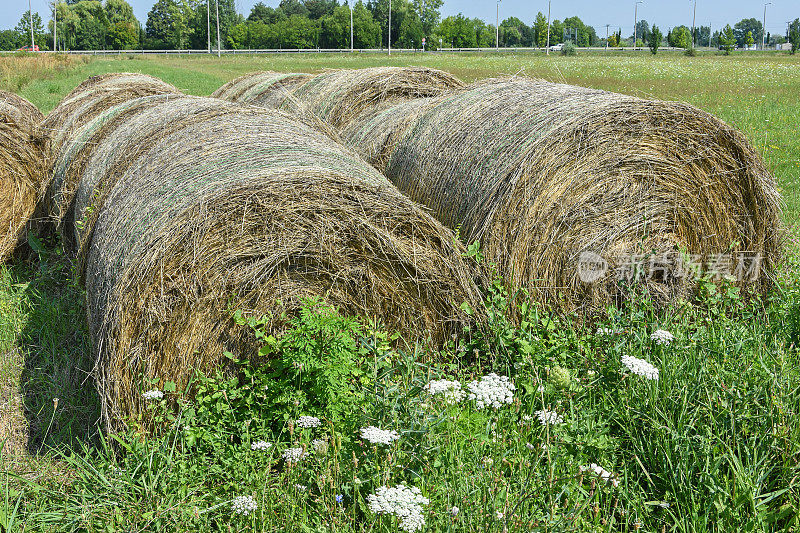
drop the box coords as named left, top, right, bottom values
left=31, top=46, right=691, bottom=55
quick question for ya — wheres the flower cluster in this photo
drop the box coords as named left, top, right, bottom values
left=367, top=484, right=429, bottom=533
left=580, top=463, right=619, bottom=487
left=424, top=379, right=465, bottom=404
left=312, top=438, right=328, bottom=454
left=621, top=355, right=660, bottom=380
left=534, top=409, right=564, bottom=426
left=142, top=389, right=163, bottom=401
left=231, top=495, right=258, bottom=516
left=250, top=440, right=272, bottom=451
left=466, top=373, right=515, bottom=409
left=360, top=426, right=400, bottom=445
left=296, top=416, right=321, bottom=428
left=282, top=447, right=306, bottom=464
left=650, top=329, right=674, bottom=345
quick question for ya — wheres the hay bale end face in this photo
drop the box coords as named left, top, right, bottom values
left=0, top=91, right=47, bottom=263
left=346, top=78, right=781, bottom=313
left=283, top=67, right=464, bottom=130
left=85, top=103, right=485, bottom=425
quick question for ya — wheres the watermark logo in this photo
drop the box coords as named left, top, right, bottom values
left=577, top=251, right=609, bottom=283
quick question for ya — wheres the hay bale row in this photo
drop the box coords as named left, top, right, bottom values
left=342, top=77, right=781, bottom=312
left=0, top=91, right=47, bottom=263
left=211, top=71, right=312, bottom=107
left=53, top=94, right=485, bottom=424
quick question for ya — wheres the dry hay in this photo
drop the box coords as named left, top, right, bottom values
left=211, top=71, right=312, bottom=107
left=0, top=90, right=47, bottom=263
left=84, top=102, right=485, bottom=424
left=344, top=77, right=781, bottom=313
left=280, top=67, right=464, bottom=130
left=42, top=73, right=180, bottom=157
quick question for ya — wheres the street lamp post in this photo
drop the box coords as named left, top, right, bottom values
left=349, top=2, right=353, bottom=52
left=215, top=0, right=221, bottom=57
left=388, top=0, right=391, bottom=56
left=29, top=0, right=35, bottom=50
left=605, top=24, right=610, bottom=49
left=53, top=0, right=57, bottom=51
left=691, top=0, right=697, bottom=48
left=545, top=0, right=551, bottom=55
left=496, top=0, right=501, bottom=50
left=207, top=0, right=211, bottom=53
left=634, top=1, right=643, bottom=50
left=762, top=2, right=771, bottom=50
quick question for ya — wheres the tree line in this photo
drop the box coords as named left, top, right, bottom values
left=2, top=0, right=798, bottom=53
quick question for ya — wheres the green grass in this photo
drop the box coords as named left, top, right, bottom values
left=1, top=51, right=799, bottom=532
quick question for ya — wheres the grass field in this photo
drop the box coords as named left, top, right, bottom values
left=1, top=51, right=799, bottom=532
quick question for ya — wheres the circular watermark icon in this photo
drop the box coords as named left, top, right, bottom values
left=577, top=251, right=608, bottom=283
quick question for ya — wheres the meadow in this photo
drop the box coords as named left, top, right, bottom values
left=1, top=50, right=799, bottom=532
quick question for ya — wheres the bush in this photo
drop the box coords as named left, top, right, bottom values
left=684, top=46, right=697, bottom=56
left=561, top=42, right=576, bottom=56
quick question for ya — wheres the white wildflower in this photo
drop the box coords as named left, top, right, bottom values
left=312, top=438, right=328, bottom=454
left=537, top=384, right=546, bottom=393
left=367, top=484, right=429, bottom=533
left=295, top=484, right=307, bottom=491
left=282, top=447, right=306, bottom=464
left=360, top=426, right=400, bottom=445
left=142, top=389, right=163, bottom=401
left=466, top=373, right=515, bottom=409
left=424, top=379, right=465, bottom=404
left=450, top=505, right=459, bottom=516
left=231, top=495, right=257, bottom=516
left=251, top=440, right=272, bottom=451
left=496, top=511, right=504, bottom=519
left=534, top=409, right=564, bottom=426
left=580, top=463, right=619, bottom=488
left=621, top=355, right=660, bottom=380
left=296, top=416, right=321, bottom=428
left=650, top=329, right=674, bottom=346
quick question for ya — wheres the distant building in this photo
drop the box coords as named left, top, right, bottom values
left=744, top=44, right=757, bottom=51
left=777, top=42, right=791, bottom=51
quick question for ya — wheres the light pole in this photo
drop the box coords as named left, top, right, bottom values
left=388, top=0, right=391, bottom=56
left=762, top=2, right=771, bottom=50
left=605, top=24, right=610, bottom=49
left=496, top=0, right=501, bottom=50
left=545, top=0, right=551, bottom=54
left=28, top=0, right=35, bottom=49
left=207, top=0, right=211, bottom=53
left=349, top=1, right=353, bottom=51
left=634, top=1, right=643, bottom=50
left=691, top=0, right=697, bottom=48
left=53, top=0, right=57, bottom=51
left=215, top=0, right=221, bottom=57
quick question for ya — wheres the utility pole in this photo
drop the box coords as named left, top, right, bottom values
left=709, top=22, right=712, bottom=47
left=388, top=0, right=391, bottom=56
left=496, top=0, right=501, bottom=50
left=605, top=24, right=610, bottom=49
left=207, top=0, right=211, bottom=53
left=691, top=0, right=697, bottom=48
left=53, top=0, right=57, bottom=51
left=29, top=0, right=35, bottom=49
left=349, top=1, right=353, bottom=51
left=545, top=0, right=551, bottom=54
left=634, top=1, right=643, bottom=50
left=215, top=0, right=221, bottom=57
left=762, top=2, right=771, bottom=50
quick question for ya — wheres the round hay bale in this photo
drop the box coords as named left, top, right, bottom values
left=84, top=103, right=485, bottom=424
left=345, top=77, right=781, bottom=313
left=283, top=67, right=464, bottom=130
left=211, top=71, right=312, bottom=107
left=42, top=73, right=180, bottom=156
left=0, top=91, right=47, bottom=263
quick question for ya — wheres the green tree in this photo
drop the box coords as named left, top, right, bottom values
left=669, top=25, right=691, bottom=48
left=105, top=0, right=138, bottom=48
left=790, top=19, right=800, bottom=54
left=533, top=11, right=547, bottom=47
left=145, top=0, right=192, bottom=48
left=411, top=0, right=441, bottom=39
left=719, top=24, right=736, bottom=54
left=499, top=17, right=532, bottom=47
left=437, top=13, right=475, bottom=47
left=649, top=24, right=662, bottom=54
left=549, top=19, right=563, bottom=44
left=304, top=0, right=337, bottom=19
left=634, top=19, right=649, bottom=43
left=14, top=10, right=48, bottom=48
left=733, top=18, right=762, bottom=48
left=745, top=30, right=754, bottom=48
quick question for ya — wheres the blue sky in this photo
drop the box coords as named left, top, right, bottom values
left=3, top=0, right=797, bottom=37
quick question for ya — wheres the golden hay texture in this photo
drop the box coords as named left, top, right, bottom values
left=211, top=71, right=312, bottom=107
left=0, top=90, right=47, bottom=263
left=344, top=77, right=782, bottom=313
left=83, top=100, right=485, bottom=424
left=278, top=66, right=464, bottom=130
left=41, top=73, right=180, bottom=158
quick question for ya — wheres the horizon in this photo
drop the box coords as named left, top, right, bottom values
left=3, top=0, right=797, bottom=40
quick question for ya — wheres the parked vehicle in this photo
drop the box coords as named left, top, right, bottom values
left=549, top=43, right=564, bottom=51
left=17, top=45, right=40, bottom=52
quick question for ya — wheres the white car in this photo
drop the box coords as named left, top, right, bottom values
left=549, top=43, right=564, bottom=51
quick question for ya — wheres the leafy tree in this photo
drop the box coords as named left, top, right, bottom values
left=634, top=19, right=649, bottom=43
left=279, top=0, right=310, bottom=18
left=13, top=10, right=48, bottom=48
left=745, top=30, right=754, bottom=48
left=411, top=0, right=441, bottom=39
left=733, top=18, right=762, bottom=48
left=105, top=0, right=138, bottom=48
left=790, top=19, right=800, bottom=54
left=669, top=25, right=691, bottom=48
left=304, top=0, right=337, bottom=20
left=145, top=0, right=192, bottom=48
left=248, top=2, right=284, bottom=24
left=533, top=11, right=547, bottom=47
left=649, top=24, right=662, bottom=54
left=607, top=32, right=618, bottom=47
left=437, top=13, right=475, bottom=47
left=719, top=24, right=736, bottom=54
left=0, top=30, right=22, bottom=50
left=499, top=17, right=532, bottom=47
left=549, top=19, right=563, bottom=44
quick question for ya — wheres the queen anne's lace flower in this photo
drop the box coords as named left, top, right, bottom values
left=580, top=463, right=619, bottom=487
left=650, top=329, right=675, bottom=345
left=621, top=355, right=660, bottom=380
left=312, top=438, right=328, bottom=454
left=231, top=495, right=257, bottom=515
left=424, top=379, right=465, bottom=404
left=466, top=373, right=515, bottom=409
left=296, top=416, right=321, bottom=428
left=367, top=484, right=429, bottom=532
left=282, top=447, right=306, bottom=463
left=534, top=409, right=564, bottom=426
left=360, top=426, right=400, bottom=445
left=251, top=440, right=272, bottom=451
left=142, top=389, right=163, bottom=401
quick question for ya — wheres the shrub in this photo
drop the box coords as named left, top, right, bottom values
left=561, top=42, right=576, bottom=56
